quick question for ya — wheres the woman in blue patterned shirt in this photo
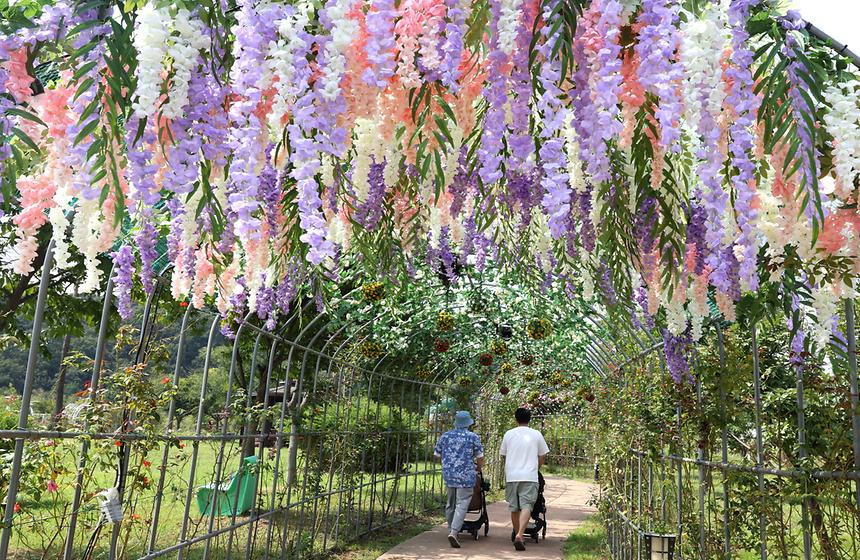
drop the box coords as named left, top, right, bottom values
left=433, top=410, right=485, bottom=548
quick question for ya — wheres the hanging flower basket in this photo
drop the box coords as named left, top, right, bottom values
left=519, top=353, right=535, bottom=366
left=523, top=371, right=536, bottom=382
left=361, top=282, right=386, bottom=302
left=527, top=390, right=541, bottom=405
left=478, top=353, right=494, bottom=367
left=499, top=362, right=514, bottom=376
left=416, top=366, right=431, bottom=380
left=434, top=338, right=451, bottom=353
left=527, top=318, right=552, bottom=340
left=468, top=293, right=489, bottom=313
left=456, top=375, right=472, bottom=388
left=499, top=386, right=510, bottom=395
left=436, top=311, right=455, bottom=332
left=454, top=354, right=468, bottom=367
left=489, top=340, right=508, bottom=356
left=550, top=371, right=565, bottom=386
left=359, top=340, right=383, bottom=360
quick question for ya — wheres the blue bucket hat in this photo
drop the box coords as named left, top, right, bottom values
left=454, top=410, right=474, bottom=429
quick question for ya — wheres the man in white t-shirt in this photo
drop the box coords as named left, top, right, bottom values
left=499, top=406, right=549, bottom=551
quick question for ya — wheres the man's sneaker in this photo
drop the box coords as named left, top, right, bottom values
left=448, top=533, right=461, bottom=548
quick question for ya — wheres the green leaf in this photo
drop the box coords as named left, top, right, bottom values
left=4, top=107, right=46, bottom=128
left=11, top=127, right=40, bottom=152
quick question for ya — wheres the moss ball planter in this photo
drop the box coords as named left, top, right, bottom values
left=478, top=353, right=494, bottom=367
left=489, top=340, right=508, bottom=356
left=433, top=338, right=451, bottom=353
left=436, top=311, right=455, bottom=332
left=359, top=341, right=383, bottom=360
left=361, top=282, right=386, bottom=302
left=527, top=318, right=552, bottom=340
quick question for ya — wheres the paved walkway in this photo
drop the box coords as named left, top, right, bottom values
left=378, top=477, right=597, bottom=559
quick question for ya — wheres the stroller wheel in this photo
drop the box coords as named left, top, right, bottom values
left=484, top=523, right=489, bottom=536
left=473, top=531, right=479, bottom=541
left=533, top=534, right=539, bottom=543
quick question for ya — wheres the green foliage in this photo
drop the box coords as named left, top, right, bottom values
left=304, top=396, right=422, bottom=475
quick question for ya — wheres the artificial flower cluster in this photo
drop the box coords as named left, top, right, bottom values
left=0, top=0, right=857, bottom=373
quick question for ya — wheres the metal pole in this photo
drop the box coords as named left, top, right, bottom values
left=0, top=240, right=55, bottom=558
left=795, top=347, right=813, bottom=560
left=751, top=322, right=767, bottom=559
left=63, top=263, right=116, bottom=560
left=846, top=299, right=860, bottom=520
left=148, top=305, right=193, bottom=553
left=715, top=323, right=732, bottom=559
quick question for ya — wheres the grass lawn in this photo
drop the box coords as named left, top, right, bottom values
left=562, top=517, right=608, bottom=560
left=7, top=437, right=447, bottom=559
left=328, top=512, right=444, bottom=560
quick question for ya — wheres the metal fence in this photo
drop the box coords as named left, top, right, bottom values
left=599, top=304, right=860, bottom=560
left=0, top=244, right=454, bottom=559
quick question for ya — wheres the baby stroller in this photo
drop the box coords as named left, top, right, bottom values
left=511, top=471, right=547, bottom=543
left=459, top=471, right=491, bottom=540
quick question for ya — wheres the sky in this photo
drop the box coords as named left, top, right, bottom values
left=791, top=0, right=858, bottom=48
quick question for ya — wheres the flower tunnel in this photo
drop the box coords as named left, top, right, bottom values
left=2, top=0, right=860, bottom=559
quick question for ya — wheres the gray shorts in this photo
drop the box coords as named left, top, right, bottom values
left=505, top=481, right=539, bottom=512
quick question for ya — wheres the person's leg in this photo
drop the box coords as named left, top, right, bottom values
left=515, top=482, right=539, bottom=541
left=450, top=487, right=473, bottom=533
left=516, top=508, right=531, bottom=539
left=505, top=482, right=519, bottom=533
left=445, top=487, right=456, bottom=530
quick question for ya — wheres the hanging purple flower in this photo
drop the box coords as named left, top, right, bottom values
left=226, top=1, right=282, bottom=245
left=685, top=202, right=707, bottom=275
left=287, top=22, right=335, bottom=265
left=578, top=191, right=596, bottom=253
left=726, top=0, right=762, bottom=290
left=477, top=0, right=510, bottom=185
left=124, top=115, right=160, bottom=295
left=504, top=170, right=543, bottom=228
left=363, top=0, right=397, bottom=87
left=635, top=0, right=684, bottom=150
left=663, top=329, right=692, bottom=383
left=353, top=160, right=386, bottom=230
left=537, top=0, right=571, bottom=239
left=781, top=10, right=826, bottom=223
left=439, top=0, right=467, bottom=90
left=111, top=245, right=135, bottom=321
left=508, top=3, right=536, bottom=170
left=598, top=261, right=617, bottom=306
left=449, top=147, right=477, bottom=218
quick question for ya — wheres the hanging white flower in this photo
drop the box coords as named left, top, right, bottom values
left=162, top=11, right=208, bottom=119
left=808, top=284, right=838, bottom=350
left=664, top=294, right=688, bottom=336
left=823, top=80, right=860, bottom=198
left=132, top=3, right=170, bottom=118
left=268, top=1, right=313, bottom=131
left=679, top=3, right=729, bottom=132
left=564, top=114, right=587, bottom=194
left=497, top=0, right=524, bottom=57
left=320, top=0, right=359, bottom=101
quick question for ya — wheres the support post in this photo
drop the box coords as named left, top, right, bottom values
left=0, top=241, right=55, bottom=558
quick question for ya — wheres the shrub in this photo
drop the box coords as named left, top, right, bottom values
left=305, top=396, right=422, bottom=475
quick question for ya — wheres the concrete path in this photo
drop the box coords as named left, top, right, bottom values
left=378, top=477, right=597, bottom=559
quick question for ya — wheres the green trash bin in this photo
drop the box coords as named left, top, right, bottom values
left=196, top=455, right=259, bottom=517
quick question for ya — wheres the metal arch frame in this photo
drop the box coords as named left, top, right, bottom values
left=0, top=263, right=459, bottom=560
